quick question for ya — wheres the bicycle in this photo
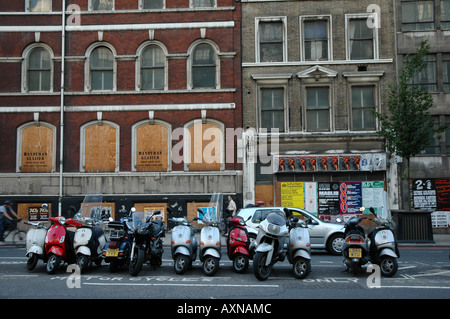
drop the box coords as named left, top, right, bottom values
left=1, top=219, right=27, bottom=247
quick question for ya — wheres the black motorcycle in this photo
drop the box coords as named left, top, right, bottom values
left=126, top=209, right=165, bottom=276
left=102, top=213, right=133, bottom=272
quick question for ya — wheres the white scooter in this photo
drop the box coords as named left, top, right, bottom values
left=73, top=195, right=108, bottom=272
left=252, top=208, right=312, bottom=281
left=169, top=209, right=199, bottom=274
left=25, top=221, right=48, bottom=271
left=197, top=193, right=223, bottom=276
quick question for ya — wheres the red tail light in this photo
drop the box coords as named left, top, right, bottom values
left=345, top=235, right=365, bottom=243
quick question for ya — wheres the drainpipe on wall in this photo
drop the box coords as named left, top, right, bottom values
left=58, top=0, right=66, bottom=216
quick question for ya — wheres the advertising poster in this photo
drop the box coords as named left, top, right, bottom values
left=318, top=182, right=340, bottom=215
left=412, top=179, right=437, bottom=211
left=304, top=182, right=318, bottom=215
left=339, top=182, right=362, bottom=214
left=280, top=182, right=304, bottom=208
left=362, top=181, right=384, bottom=215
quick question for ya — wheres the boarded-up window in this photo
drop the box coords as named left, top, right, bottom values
left=188, top=122, right=222, bottom=171
left=135, top=123, right=169, bottom=172
left=20, top=124, right=54, bottom=173
left=84, top=123, right=117, bottom=172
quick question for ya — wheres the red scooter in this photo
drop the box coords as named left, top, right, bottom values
left=44, top=216, right=82, bottom=274
left=226, top=216, right=251, bottom=273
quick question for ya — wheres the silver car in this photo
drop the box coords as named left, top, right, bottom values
left=237, top=206, right=345, bottom=255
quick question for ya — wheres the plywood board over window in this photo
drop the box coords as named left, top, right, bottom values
left=188, top=122, right=222, bottom=171
left=135, top=124, right=169, bottom=172
left=84, top=123, right=117, bottom=172
left=20, top=125, right=54, bottom=173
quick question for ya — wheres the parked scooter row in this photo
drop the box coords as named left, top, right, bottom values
left=24, top=196, right=399, bottom=280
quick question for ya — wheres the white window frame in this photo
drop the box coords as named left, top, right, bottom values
left=299, top=15, right=333, bottom=62
left=255, top=16, right=288, bottom=63
left=89, top=0, right=115, bottom=11
left=139, top=0, right=166, bottom=10
left=84, top=42, right=117, bottom=92
left=303, top=85, right=333, bottom=132
left=187, top=39, right=221, bottom=90
left=135, top=41, right=168, bottom=91
left=349, top=84, right=379, bottom=131
left=25, top=0, right=52, bottom=12
left=345, top=13, right=379, bottom=61
left=22, top=43, right=54, bottom=93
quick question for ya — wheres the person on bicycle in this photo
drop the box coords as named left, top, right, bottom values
left=0, top=200, right=20, bottom=245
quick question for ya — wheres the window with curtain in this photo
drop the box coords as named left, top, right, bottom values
left=192, top=43, right=216, bottom=88
left=92, top=0, right=113, bottom=10
left=193, top=0, right=214, bottom=7
left=304, top=20, right=328, bottom=61
left=411, top=54, right=437, bottom=92
left=90, top=47, right=114, bottom=91
left=141, top=45, right=165, bottom=90
left=259, top=21, right=284, bottom=62
left=29, top=0, right=52, bottom=12
left=442, top=0, right=450, bottom=29
left=143, top=0, right=164, bottom=9
left=443, top=54, right=450, bottom=92
left=306, top=87, right=330, bottom=131
left=348, top=18, right=374, bottom=60
left=28, top=47, right=51, bottom=92
left=351, top=86, right=376, bottom=130
left=401, top=0, right=434, bottom=31
left=260, top=88, right=285, bottom=132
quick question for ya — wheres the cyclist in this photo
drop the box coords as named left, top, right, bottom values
left=0, top=200, right=20, bottom=245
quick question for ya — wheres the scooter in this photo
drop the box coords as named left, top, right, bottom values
left=73, top=195, right=108, bottom=272
left=25, top=221, right=48, bottom=271
left=342, top=210, right=369, bottom=274
left=226, top=216, right=251, bottom=273
left=169, top=210, right=199, bottom=275
left=197, top=207, right=221, bottom=276
left=102, top=212, right=132, bottom=272
left=366, top=207, right=399, bottom=277
left=44, top=216, right=82, bottom=274
left=127, top=209, right=165, bottom=276
left=286, top=215, right=312, bottom=279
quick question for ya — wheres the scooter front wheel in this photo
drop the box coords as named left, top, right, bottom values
left=46, top=254, right=61, bottom=274
left=202, top=256, right=219, bottom=276
left=253, top=251, right=272, bottom=281
left=293, top=257, right=311, bottom=279
left=233, top=254, right=249, bottom=273
left=26, top=253, right=39, bottom=271
left=379, top=256, right=398, bottom=277
left=174, top=255, right=190, bottom=275
left=76, top=254, right=90, bottom=273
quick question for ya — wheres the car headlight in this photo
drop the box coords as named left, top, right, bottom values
left=267, top=223, right=280, bottom=234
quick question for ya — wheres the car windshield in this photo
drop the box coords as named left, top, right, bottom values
left=266, top=212, right=286, bottom=226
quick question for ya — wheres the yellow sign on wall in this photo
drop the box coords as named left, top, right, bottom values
left=280, top=182, right=304, bottom=208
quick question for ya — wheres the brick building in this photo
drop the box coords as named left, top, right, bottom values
left=240, top=0, right=399, bottom=217
left=0, top=0, right=242, bottom=220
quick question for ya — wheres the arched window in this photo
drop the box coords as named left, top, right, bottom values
left=86, top=45, right=115, bottom=91
left=132, top=120, right=171, bottom=172
left=23, top=45, right=53, bottom=92
left=17, top=122, right=56, bottom=173
left=189, top=41, right=219, bottom=89
left=140, top=44, right=166, bottom=90
left=184, top=119, right=224, bottom=171
left=80, top=121, right=119, bottom=172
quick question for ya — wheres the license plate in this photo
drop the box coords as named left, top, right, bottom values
left=349, top=248, right=362, bottom=258
left=106, top=248, right=119, bottom=257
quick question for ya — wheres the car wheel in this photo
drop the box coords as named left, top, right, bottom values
left=327, top=233, right=344, bottom=255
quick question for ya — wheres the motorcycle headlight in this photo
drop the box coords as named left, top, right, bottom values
left=267, top=223, right=280, bottom=234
